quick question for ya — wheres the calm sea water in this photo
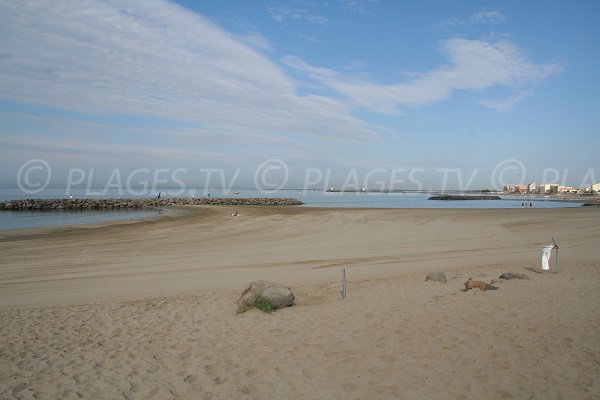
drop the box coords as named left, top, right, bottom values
left=0, top=188, right=579, bottom=231
left=0, top=209, right=165, bottom=231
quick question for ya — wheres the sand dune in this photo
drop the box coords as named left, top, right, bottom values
left=1, top=207, right=599, bottom=399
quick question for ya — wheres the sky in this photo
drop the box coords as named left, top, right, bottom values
left=0, top=0, right=599, bottom=191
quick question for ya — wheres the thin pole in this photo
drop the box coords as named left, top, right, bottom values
left=552, top=237, right=559, bottom=273
left=341, top=268, right=347, bottom=299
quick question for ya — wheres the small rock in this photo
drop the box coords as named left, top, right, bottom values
left=425, top=272, right=447, bottom=283
left=499, top=272, right=530, bottom=280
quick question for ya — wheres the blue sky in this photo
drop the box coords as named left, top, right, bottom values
left=1, top=0, right=599, bottom=190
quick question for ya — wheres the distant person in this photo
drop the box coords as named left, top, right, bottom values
left=522, top=202, right=524, bottom=207
left=530, top=201, right=533, bottom=208
left=157, top=192, right=161, bottom=199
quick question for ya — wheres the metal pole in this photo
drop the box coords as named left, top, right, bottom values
left=341, top=268, right=347, bottom=299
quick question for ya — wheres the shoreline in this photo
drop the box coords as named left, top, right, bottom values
left=0, top=203, right=588, bottom=240
left=0, top=193, right=589, bottom=233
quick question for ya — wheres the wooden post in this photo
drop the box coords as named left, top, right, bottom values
left=552, top=237, right=559, bottom=273
left=341, top=268, right=347, bottom=299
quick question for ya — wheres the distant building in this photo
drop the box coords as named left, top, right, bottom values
left=504, top=182, right=584, bottom=194
left=527, top=182, right=537, bottom=193
left=559, top=186, right=578, bottom=194
left=536, top=183, right=558, bottom=194
left=585, top=183, right=600, bottom=193
left=503, top=184, right=530, bottom=194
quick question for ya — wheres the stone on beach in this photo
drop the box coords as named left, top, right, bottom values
left=498, top=272, right=530, bottom=280
left=237, top=281, right=295, bottom=312
left=425, top=272, right=447, bottom=283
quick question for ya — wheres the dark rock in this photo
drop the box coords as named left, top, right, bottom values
left=0, top=197, right=303, bottom=211
left=499, top=272, right=530, bottom=280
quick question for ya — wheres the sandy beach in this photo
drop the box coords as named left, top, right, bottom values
left=1, top=206, right=599, bottom=399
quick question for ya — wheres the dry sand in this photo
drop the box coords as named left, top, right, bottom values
left=1, top=206, right=599, bottom=399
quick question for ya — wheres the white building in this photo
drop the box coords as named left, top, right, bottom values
left=536, top=183, right=559, bottom=194
left=585, top=183, right=600, bottom=193
left=527, top=182, right=537, bottom=193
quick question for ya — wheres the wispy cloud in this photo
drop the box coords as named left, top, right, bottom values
left=436, top=8, right=505, bottom=29
left=0, top=0, right=375, bottom=144
left=283, top=38, right=563, bottom=113
left=341, top=0, right=379, bottom=15
left=0, top=135, right=229, bottom=162
left=238, top=33, right=273, bottom=52
left=478, top=92, right=529, bottom=112
left=266, top=5, right=329, bottom=24
left=469, top=9, right=505, bottom=24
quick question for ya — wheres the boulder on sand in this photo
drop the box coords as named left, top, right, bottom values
left=425, top=272, right=447, bottom=283
left=237, top=281, right=295, bottom=313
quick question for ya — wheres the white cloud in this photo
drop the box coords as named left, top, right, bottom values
left=469, top=9, right=505, bottom=24
left=0, top=135, right=228, bottom=162
left=266, top=5, right=329, bottom=24
left=238, top=33, right=273, bottom=52
left=478, top=92, right=529, bottom=112
left=283, top=38, right=562, bottom=113
left=0, top=0, right=375, bottom=143
left=342, top=0, right=378, bottom=15
left=436, top=9, right=505, bottom=29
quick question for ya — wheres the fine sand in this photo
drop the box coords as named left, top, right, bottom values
left=1, top=206, right=599, bottom=399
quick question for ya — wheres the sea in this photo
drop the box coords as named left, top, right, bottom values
left=0, top=188, right=580, bottom=231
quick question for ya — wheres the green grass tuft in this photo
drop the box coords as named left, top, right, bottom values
left=253, top=295, right=278, bottom=313
left=237, top=295, right=278, bottom=314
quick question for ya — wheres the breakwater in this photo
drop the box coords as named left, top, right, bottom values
left=428, top=195, right=501, bottom=201
left=0, top=198, right=303, bottom=210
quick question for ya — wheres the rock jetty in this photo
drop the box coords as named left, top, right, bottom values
left=0, top=198, right=303, bottom=210
left=428, top=195, right=501, bottom=201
